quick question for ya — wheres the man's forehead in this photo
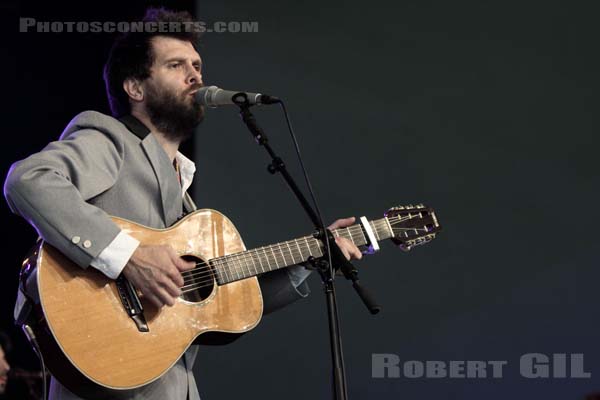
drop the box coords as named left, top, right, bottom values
left=151, top=36, right=202, bottom=63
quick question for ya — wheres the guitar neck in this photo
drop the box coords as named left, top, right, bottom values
left=211, top=217, right=394, bottom=285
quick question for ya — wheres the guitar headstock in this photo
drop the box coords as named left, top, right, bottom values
left=384, top=204, right=441, bottom=251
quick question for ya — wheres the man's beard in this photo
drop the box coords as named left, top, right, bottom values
left=145, top=84, right=205, bottom=142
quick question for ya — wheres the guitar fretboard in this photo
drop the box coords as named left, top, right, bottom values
left=210, top=217, right=394, bottom=285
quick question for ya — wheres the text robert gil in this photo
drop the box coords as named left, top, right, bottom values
left=372, top=353, right=591, bottom=379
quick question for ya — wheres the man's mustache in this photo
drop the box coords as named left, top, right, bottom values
left=186, top=84, right=204, bottom=96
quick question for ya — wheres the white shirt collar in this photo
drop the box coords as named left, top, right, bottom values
left=175, top=152, right=196, bottom=194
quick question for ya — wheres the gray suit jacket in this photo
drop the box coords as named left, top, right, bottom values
left=4, top=111, right=310, bottom=400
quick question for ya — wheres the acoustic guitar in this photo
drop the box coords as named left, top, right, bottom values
left=20, top=204, right=440, bottom=396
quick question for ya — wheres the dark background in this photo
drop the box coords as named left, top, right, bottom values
left=3, top=0, right=599, bottom=399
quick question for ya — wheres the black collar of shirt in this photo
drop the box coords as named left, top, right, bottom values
left=118, top=114, right=151, bottom=140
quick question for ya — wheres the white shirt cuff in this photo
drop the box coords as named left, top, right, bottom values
left=89, top=231, right=140, bottom=279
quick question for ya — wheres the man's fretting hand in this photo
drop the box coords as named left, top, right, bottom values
left=123, top=245, right=196, bottom=308
left=328, top=217, right=363, bottom=261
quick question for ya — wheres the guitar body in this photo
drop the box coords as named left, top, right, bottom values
left=21, top=203, right=440, bottom=398
left=33, top=209, right=263, bottom=393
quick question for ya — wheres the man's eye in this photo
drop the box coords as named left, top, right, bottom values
left=169, top=63, right=180, bottom=69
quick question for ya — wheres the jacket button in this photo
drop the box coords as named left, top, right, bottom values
left=83, top=240, right=92, bottom=248
left=71, top=236, right=81, bottom=244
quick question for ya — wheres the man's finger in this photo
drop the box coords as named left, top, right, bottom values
left=328, top=216, right=356, bottom=230
left=144, top=292, right=163, bottom=308
left=174, top=256, right=196, bottom=272
left=336, top=237, right=363, bottom=261
left=155, top=286, right=176, bottom=307
left=161, top=274, right=183, bottom=298
left=166, top=266, right=185, bottom=287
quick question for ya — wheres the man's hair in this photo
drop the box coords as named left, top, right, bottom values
left=103, top=7, right=201, bottom=118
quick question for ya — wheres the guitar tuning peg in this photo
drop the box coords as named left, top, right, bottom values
left=398, top=243, right=411, bottom=252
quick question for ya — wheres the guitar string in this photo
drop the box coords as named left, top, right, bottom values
left=176, top=217, right=435, bottom=293
left=179, top=230, right=434, bottom=294
left=178, top=217, right=433, bottom=289
left=177, top=216, right=433, bottom=288
left=177, top=216, right=425, bottom=285
left=179, top=231, right=364, bottom=289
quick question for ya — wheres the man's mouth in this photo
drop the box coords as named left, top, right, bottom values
left=187, top=85, right=204, bottom=97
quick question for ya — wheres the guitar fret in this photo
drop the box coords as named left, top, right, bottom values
left=372, top=221, right=383, bottom=240
left=279, top=242, right=290, bottom=266
left=311, top=237, right=323, bottom=257
left=219, top=258, right=227, bottom=281
left=304, top=237, right=313, bottom=257
left=278, top=244, right=286, bottom=266
left=355, top=225, right=367, bottom=245
left=346, top=227, right=354, bottom=242
left=276, top=242, right=285, bottom=266
left=240, top=253, right=248, bottom=277
left=294, top=239, right=304, bottom=262
left=236, top=256, right=242, bottom=279
left=238, top=255, right=245, bottom=279
left=236, top=256, right=250, bottom=278
left=230, top=256, right=239, bottom=280
left=225, top=259, right=230, bottom=283
left=261, top=246, right=272, bottom=271
left=224, top=259, right=231, bottom=283
left=221, top=257, right=231, bottom=281
left=246, top=254, right=254, bottom=277
left=248, top=250, right=259, bottom=276
left=213, top=259, right=224, bottom=283
left=255, top=248, right=265, bottom=273
left=286, top=241, right=296, bottom=264
left=242, top=252, right=251, bottom=277
left=366, top=220, right=379, bottom=241
left=270, top=245, right=280, bottom=269
left=372, top=220, right=381, bottom=241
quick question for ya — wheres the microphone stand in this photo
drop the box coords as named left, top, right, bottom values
left=231, top=93, right=380, bottom=400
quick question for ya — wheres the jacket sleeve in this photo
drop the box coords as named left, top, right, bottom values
left=258, top=266, right=311, bottom=315
left=4, top=125, right=125, bottom=268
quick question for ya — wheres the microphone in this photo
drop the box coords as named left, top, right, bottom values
left=195, top=85, right=280, bottom=107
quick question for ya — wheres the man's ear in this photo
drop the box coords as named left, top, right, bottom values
left=123, top=78, right=144, bottom=103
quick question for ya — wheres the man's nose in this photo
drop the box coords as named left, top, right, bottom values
left=0, top=360, right=9, bottom=373
left=186, top=67, right=203, bottom=86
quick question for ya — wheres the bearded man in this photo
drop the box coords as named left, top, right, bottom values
left=4, top=7, right=361, bottom=400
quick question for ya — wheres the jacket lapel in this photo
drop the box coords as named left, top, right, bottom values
left=119, top=115, right=183, bottom=226
left=140, top=135, right=183, bottom=226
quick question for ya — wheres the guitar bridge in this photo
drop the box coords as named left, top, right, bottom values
left=116, top=275, right=149, bottom=332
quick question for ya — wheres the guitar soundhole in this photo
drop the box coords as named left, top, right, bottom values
left=181, top=255, right=214, bottom=303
